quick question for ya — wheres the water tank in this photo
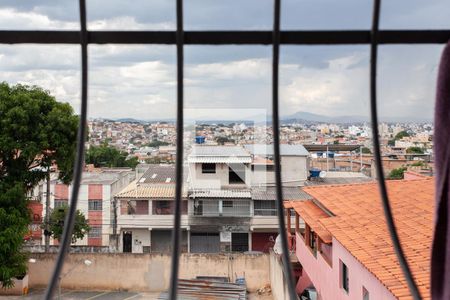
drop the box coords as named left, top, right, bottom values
left=309, top=168, right=321, bottom=178
left=195, top=136, right=205, bottom=144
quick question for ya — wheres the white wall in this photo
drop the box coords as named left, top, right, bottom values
left=280, top=156, right=309, bottom=186
left=119, top=228, right=151, bottom=253
left=189, top=162, right=251, bottom=189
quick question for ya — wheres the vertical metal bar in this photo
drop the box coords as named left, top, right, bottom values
left=369, top=1, right=421, bottom=299
left=44, top=0, right=89, bottom=298
left=169, top=0, right=184, bottom=298
left=272, top=0, right=297, bottom=299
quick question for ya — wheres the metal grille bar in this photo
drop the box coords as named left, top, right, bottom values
left=168, top=0, right=184, bottom=299
left=0, top=0, right=443, bottom=299
left=44, top=0, right=89, bottom=298
left=0, top=30, right=449, bottom=45
left=369, top=1, right=421, bottom=299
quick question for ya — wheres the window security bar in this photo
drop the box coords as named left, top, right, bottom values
left=0, top=0, right=445, bottom=299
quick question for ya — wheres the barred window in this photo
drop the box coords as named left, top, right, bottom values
left=54, top=199, right=68, bottom=208
left=88, top=226, right=102, bottom=238
left=254, top=200, right=277, bottom=216
left=88, top=200, right=102, bottom=211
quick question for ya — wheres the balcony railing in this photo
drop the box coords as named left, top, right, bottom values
left=192, top=200, right=251, bottom=217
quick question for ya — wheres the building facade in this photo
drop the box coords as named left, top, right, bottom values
left=37, top=168, right=135, bottom=248
left=285, top=178, right=433, bottom=299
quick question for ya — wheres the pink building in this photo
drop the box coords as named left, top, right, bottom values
left=285, top=178, right=433, bottom=299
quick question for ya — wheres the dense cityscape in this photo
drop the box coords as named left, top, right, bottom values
left=1, top=0, right=447, bottom=298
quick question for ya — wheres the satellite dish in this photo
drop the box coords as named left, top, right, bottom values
left=319, top=171, right=327, bottom=178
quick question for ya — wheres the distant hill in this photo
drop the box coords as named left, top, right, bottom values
left=282, top=111, right=367, bottom=124
left=282, top=111, right=431, bottom=124
left=115, top=118, right=146, bottom=123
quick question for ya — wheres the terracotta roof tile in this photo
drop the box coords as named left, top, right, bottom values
left=288, top=200, right=332, bottom=243
left=115, top=180, right=187, bottom=199
left=302, top=178, right=434, bottom=300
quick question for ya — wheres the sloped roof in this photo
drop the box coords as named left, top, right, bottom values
left=290, top=200, right=332, bottom=243
left=190, top=189, right=251, bottom=198
left=244, top=144, right=309, bottom=156
left=188, top=145, right=251, bottom=163
left=302, top=178, right=434, bottom=299
left=252, top=186, right=312, bottom=201
left=141, top=164, right=176, bottom=183
left=115, top=181, right=187, bottom=199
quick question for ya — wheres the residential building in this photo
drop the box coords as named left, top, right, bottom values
left=187, top=145, right=253, bottom=253
left=285, top=177, right=433, bottom=299
left=114, top=165, right=188, bottom=253
left=244, top=144, right=311, bottom=186
left=39, top=168, right=134, bottom=248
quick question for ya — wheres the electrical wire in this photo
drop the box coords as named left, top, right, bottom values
left=44, top=0, right=89, bottom=298
left=168, top=0, right=184, bottom=298
left=369, top=1, right=421, bottom=299
left=272, top=0, right=297, bottom=299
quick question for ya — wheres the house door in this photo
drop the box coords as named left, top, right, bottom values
left=123, top=231, right=132, bottom=253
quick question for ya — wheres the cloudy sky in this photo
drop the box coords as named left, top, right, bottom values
left=0, top=0, right=448, bottom=121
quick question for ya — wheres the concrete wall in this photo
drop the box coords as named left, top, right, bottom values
left=189, top=163, right=251, bottom=189
left=269, top=250, right=290, bottom=300
left=27, top=253, right=270, bottom=292
left=280, top=156, right=308, bottom=186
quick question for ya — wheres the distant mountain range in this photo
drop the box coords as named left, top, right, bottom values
left=94, top=111, right=431, bottom=124
left=281, top=111, right=432, bottom=124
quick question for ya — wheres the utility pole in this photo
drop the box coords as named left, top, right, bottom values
left=45, top=170, right=50, bottom=252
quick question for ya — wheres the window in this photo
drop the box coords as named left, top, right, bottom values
left=254, top=200, right=277, bottom=216
left=363, top=286, right=369, bottom=300
left=88, top=200, right=102, bottom=211
left=154, top=200, right=172, bottom=215
left=88, top=226, right=102, bottom=238
left=341, top=260, right=349, bottom=293
left=54, top=199, right=68, bottom=208
left=202, top=163, right=216, bottom=174
left=223, top=201, right=233, bottom=208
left=228, top=164, right=245, bottom=184
left=309, top=230, right=317, bottom=256
left=126, top=200, right=149, bottom=215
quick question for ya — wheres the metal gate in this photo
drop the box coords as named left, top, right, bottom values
left=190, top=232, right=220, bottom=253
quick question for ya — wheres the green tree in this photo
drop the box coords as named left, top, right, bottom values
left=215, top=136, right=235, bottom=145
left=0, top=83, right=79, bottom=287
left=361, top=147, right=371, bottom=154
left=145, top=140, right=169, bottom=148
left=394, top=130, right=410, bottom=140
left=406, top=147, right=424, bottom=154
left=85, top=144, right=139, bottom=169
left=47, top=205, right=90, bottom=243
left=0, top=183, right=29, bottom=288
left=387, top=167, right=407, bottom=180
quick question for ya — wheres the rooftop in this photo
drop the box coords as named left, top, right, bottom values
left=188, top=145, right=252, bottom=163
left=140, top=164, right=176, bottom=183
left=244, top=144, right=309, bottom=157
left=294, top=178, right=434, bottom=299
left=303, top=144, right=362, bottom=152
left=115, top=181, right=187, bottom=199
left=303, top=171, right=373, bottom=186
left=252, top=186, right=312, bottom=201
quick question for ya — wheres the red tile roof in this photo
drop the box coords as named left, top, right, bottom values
left=290, top=200, right=332, bottom=243
left=301, top=179, right=434, bottom=299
